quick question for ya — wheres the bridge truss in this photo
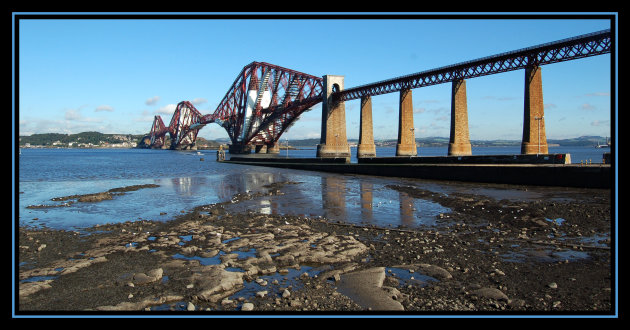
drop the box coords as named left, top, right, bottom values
left=144, top=29, right=611, bottom=151
left=144, top=62, right=323, bottom=150
left=337, top=29, right=612, bottom=102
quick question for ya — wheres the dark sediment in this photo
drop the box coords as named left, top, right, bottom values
left=17, top=181, right=613, bottom=316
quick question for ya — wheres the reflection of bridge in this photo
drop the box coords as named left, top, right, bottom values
left=142, top=29, right=611, bottom=157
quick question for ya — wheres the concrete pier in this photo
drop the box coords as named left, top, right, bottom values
left=228, top=143, right=252, bottom=154
left=521, top=65, right=548, bottom=155
left=254, top=144, right=267, bottom=153
left=448, top=79, right=472, bottom=156
left=357, top=95, right=376, bottom=158
left=225, top=156, right=610, bottom=189
left=266, top=143, right=280, bottom=154
left=396, top=88, right=417, bottom=156
left=317, top=75, right=351, bottom=159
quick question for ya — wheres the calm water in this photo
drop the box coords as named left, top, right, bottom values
left=16, top=146, right=608, bottom=231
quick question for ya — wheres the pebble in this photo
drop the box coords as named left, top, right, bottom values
left=282, top=289, right=291, bottom=298
left=241, top=302, right=254, bottom=311
left=187, top=302, right=195, bottom=311
left=548, top=282, right=558, bottom=289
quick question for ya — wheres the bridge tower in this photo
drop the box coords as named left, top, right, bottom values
left=521, top=65, right=548, bottom=154
left=396, top=88, right=417, bottom=156
left=357, top=95, right=376, bottom=158
left=448, top=78, right=472, bottom=156
left=317, top=75, right=351, bottom=159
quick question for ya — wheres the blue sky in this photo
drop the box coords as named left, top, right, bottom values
left=15, top=14, right=614, bottom=141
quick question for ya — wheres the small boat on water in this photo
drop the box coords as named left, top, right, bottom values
left=596, top=137, right=610, bottom=149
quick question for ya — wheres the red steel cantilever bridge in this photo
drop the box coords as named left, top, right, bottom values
left=144, top=61, right=324, bottom=152
left=142, top=29, right=611, bottom=154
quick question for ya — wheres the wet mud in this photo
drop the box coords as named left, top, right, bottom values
left=26, top=184, right=160, bottom=209
left=17, top=180, right=613, bottom=316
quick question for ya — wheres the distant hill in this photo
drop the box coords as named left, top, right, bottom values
left=19, top=132, right=610, bottom=149
left=19, top=132, right=144, bottom=148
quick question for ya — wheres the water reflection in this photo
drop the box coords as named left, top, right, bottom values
left=216, top=172, right=286, bottom=201
left=399, top=191, right=415, bottom=227
left=170, top=176, right=205, bottom=197
left=218, top=174, right=448, bottom=227
left=360, top=182, right=373, bottom=222
left=322, top=176, right=346, bottom=219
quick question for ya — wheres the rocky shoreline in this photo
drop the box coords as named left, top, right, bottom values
left=17, top=181, right=614, bottom=316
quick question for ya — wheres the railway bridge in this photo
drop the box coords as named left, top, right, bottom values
left=142, top=29, right=611, bottom=158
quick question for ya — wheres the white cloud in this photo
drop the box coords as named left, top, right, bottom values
left=64, top=108, right=102, bottom=123
left=591, top=120, right=610, bottom=127
left=585, top=92, right=610, bottom=97
left=95, top=105, right=114, bottom=112
left=191, top=98, right=208, bottom=106
left=156, top=104, right=177, bottom=115
left=146, top=96, right=161, bottom=106
left=544, top=103, right=557, bottom=109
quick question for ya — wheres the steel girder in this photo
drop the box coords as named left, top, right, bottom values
left=149, top=115, right=167, bottom=148
left=143, top=62, right=322, bottom=150
left=338, top=29, right=612, bottom=102
left=211, top=61, right=323, bottom=146
left=168, top=101, right=205, bottom=149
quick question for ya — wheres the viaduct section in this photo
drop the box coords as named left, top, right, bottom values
left=316, top=29, right=611, bottom=159
left=143, top=29, right=611, bottom=159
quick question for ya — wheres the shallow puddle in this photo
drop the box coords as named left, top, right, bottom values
left=386, top=267, right=439, bottom=288
left=500, top=247, right=591, bottom=263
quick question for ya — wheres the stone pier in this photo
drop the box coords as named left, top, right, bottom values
left=448, top=78, right=472, bottom=156
left=521, top=65, right=548, bottom=154
left=317, top=75, right=351, bottom=159
left=266, top=143, right=280, bottom=154
left=396, top=88, right=417, bottom=156
left=228, top=143, right=252, bottom=154
left=254, top=145, right=267, bottom=153
left=357, top=95, right=376, bottom=158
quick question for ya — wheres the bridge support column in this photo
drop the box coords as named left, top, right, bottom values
left=357, top=95, right=376, bottom=158
left=255, top=145, right=267, bottom=153
left=317, top=75, right=350, bottom=159
left=521, top=66, right=548, bottom=155
left=448, top=78, right=472, bottom=156
left=396, top=88, right=417, bottom=156
left=266, top=143, right=280, bottom=154
left=228, top=143, right=252, bottom=154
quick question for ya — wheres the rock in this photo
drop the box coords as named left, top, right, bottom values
left=192, top=265, right=244, bottom=303
left=147, top=268, right=163, bottom=280
left=337, top=267, right=404, bottom=311
left=132, top=273, right=154, bottom=285
left=508, top=299, right=526, bottom=308
left=187, top=302, right=195, bottom=311
left=282, top=289, right=291, bottom=298
left=132, top=268, right=163, bottom=285
left=548, top=282, right=558, bottom=289
left=256, top=290, right=268, bottom=298
left=241, top=302, right=254, bottom=311
left=471, top=288, right=509, bottom=302
left=396, top=263, right=453, bottom=280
